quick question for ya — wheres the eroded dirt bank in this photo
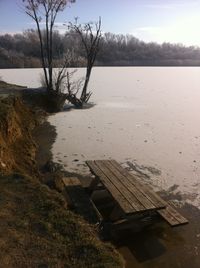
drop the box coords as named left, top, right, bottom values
left=0, top=96, right=37, bottom=175
left=0, top=95, right=124, bottom=268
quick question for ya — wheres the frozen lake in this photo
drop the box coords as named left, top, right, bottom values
left=1, top=67, right=200, bottom=208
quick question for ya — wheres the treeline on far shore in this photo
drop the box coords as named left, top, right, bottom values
left=1, top=29, right=200, bottom=68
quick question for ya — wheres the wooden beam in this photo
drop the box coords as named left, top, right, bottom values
left=62, top=177, right=81, bottom=187
left=158, top=203, right=188, bottom=226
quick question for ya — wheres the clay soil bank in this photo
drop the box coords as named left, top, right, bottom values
left=0, top=92, right=124, bottom=268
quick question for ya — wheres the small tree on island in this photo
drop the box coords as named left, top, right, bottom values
left=22, top=0, right=101, bottom=110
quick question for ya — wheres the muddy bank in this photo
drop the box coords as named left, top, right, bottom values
left=0, top=96, right=38, bottom=175
left=33, top=121, right=56, bottom=169
left=0, top=95, right=124, bottom=268
left=33, top=119, right=93, bottom=187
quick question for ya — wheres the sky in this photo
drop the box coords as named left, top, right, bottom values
left=1, top=0, right=200, bottom=46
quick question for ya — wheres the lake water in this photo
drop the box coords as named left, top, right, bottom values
left=1, top=67, right=200, bottom=209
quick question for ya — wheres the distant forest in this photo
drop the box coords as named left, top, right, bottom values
left=1, top=29, right=200, bottom=68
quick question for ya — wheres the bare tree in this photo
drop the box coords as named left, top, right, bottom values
left=52, top=49, right=84, bottom=107
left=68, top=18, right=102, bottom=105
left=22, top=1, right=101, bottom=110
left=22, top=0, right=75, bottom=92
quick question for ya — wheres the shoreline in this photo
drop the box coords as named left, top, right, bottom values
left=1, top=76, right=200, bottom=267
left=0, top=91, right=124, bottom=267
left=45, top=110, right=200, bottom=268
left=37, top=111, right=199, bottom=268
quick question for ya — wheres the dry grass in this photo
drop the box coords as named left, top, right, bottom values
left=0, top=95, right=124, bottom=268
left=0, top=173, right=124, bottom=268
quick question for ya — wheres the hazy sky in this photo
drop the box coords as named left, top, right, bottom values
left=1, top=0, right=200, bottom=46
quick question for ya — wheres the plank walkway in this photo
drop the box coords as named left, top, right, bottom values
left=86, top=160, right=188, bottom=227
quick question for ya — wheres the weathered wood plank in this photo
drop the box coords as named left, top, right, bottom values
left=168, top=201, right=188, bottom=224
left=158, top=204, right=188, bottom=226
left=110, top=160, right=167, bottom=209
left=86, top=160, right=134, bottom=214
left=62, top=176, right=102, bottom=224
left=95, top=160, right=146, bottom=213
left=62, top=177, right=81, bottom=187
left=90, top=199, right=103, bottom=221
left=157, top=207, right=180, bottom=226
left=102, top=160, right=156, bottom=211
left=62, top=177, right=82, bottom=209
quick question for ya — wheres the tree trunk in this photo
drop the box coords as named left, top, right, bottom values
left=48, top=22, right=54, bottom=91
left=80, top=65, right=92, bottom=102
left=66, top=94, right=83, bottom=108
left=33, top=11, right=49, bottom=90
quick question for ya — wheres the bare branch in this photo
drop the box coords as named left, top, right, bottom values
left=22, top=0, right=75, bottom=93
